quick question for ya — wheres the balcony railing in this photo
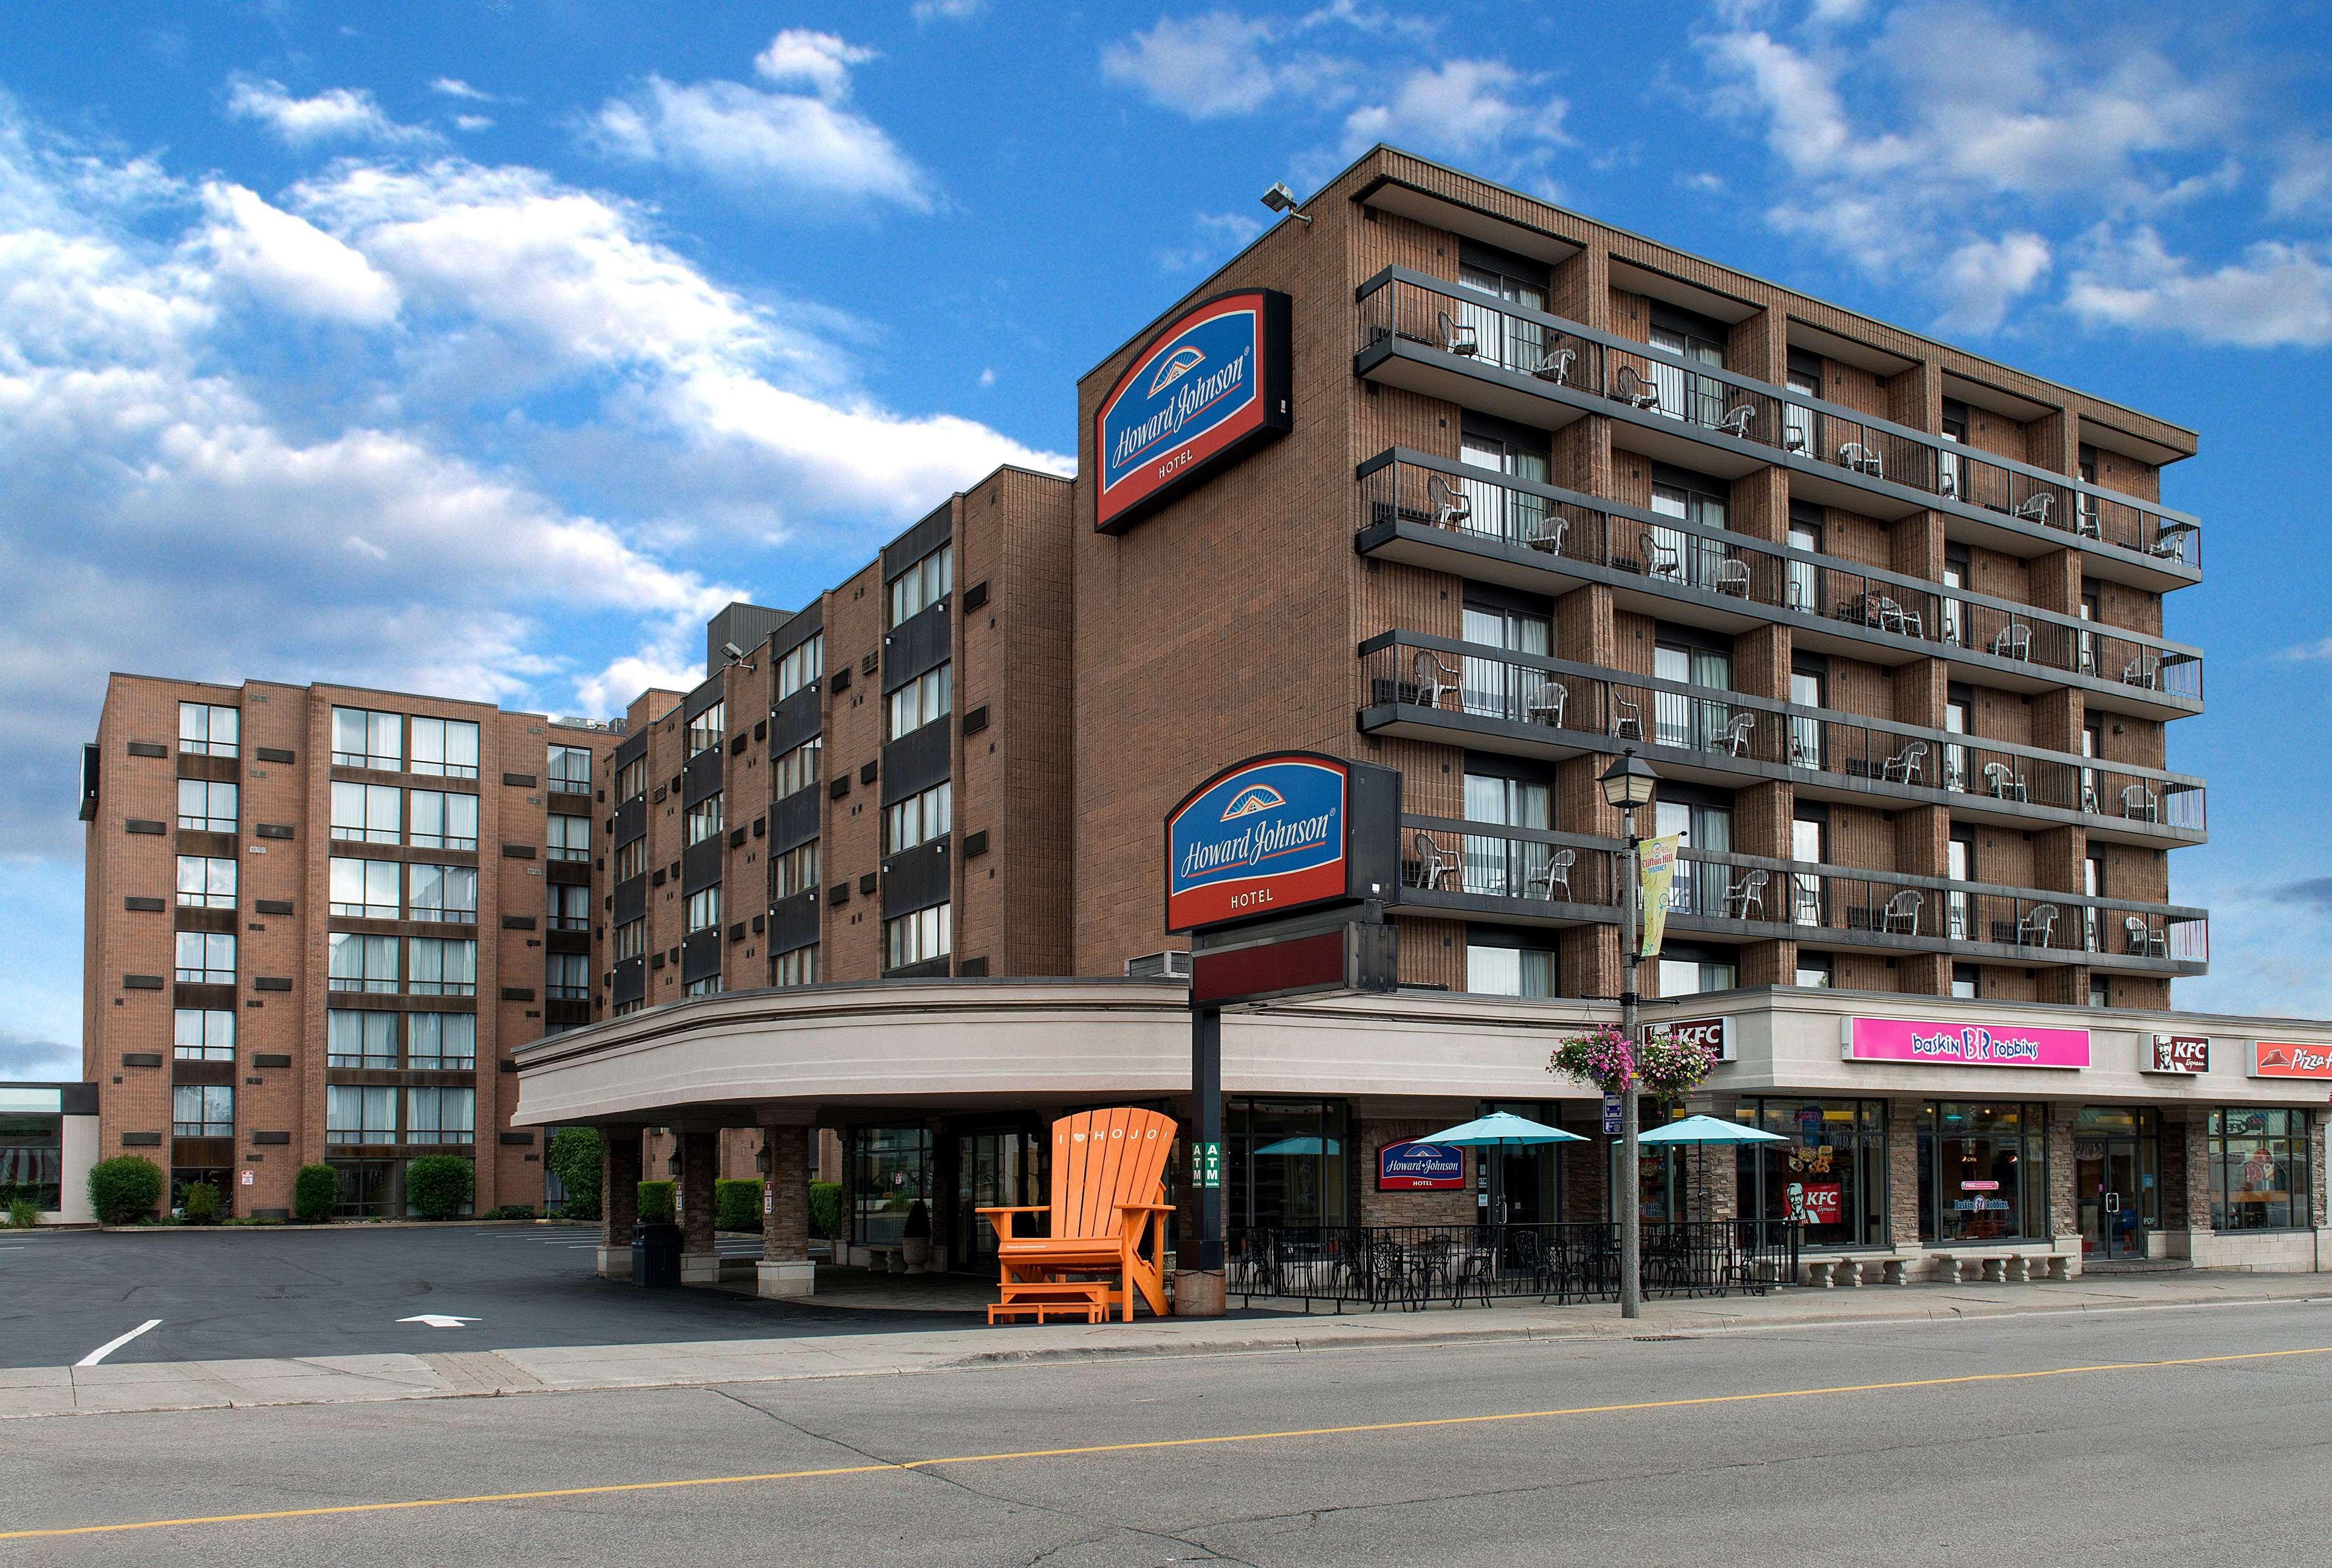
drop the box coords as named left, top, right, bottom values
left=1353, top=267, right=2201, bottom=572
left=1355, top=449, right=2203, bottom=708
left=1361, top=632, right=2205, bottom=836
left=1404, top=817, right=2207, bottom=970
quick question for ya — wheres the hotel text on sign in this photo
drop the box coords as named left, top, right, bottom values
left=1094, top=290, right=1292, bottom=533
left=1165, top=755, right=1350, bottom=932
left=1842, top=1016, right=2091, bottom=1069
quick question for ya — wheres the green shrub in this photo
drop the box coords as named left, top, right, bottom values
left=637, top=1179, right=675, bottom=1223
left=809, top=1181, right=841, bottom=1239
left=714, top=1178, right=763, bottom=1232
left=180, top=1181, right=221, bottom=1224
left=482, top=1205, right=535, bottom=1221
left=87, top=1156, right=164, bottom=1225
left=7, top=1196, right=38, bottom=1230
left=545, top=1127, right=603, bottom=1220
left=405, top=1156, right=474, bottom=1221
left=293, top=1164, right=337, bottom=1223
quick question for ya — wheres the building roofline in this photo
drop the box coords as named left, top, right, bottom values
left=99, top=670, right=621, bottom=732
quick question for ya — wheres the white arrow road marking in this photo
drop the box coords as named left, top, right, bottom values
left=78, top=1319, right=162, bottom=1366
left=397, top=1314, right=480, bottom=1329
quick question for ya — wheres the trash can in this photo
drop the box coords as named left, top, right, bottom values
left=632, top=1221, right=683, bottom=1287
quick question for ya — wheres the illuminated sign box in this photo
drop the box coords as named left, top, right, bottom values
left=1095, top=289, right=1292, bottom=534
left=1378, top=1141, right=1464, bottom=1191
left=2251, top=1041, right=2332, bottom=1079
left=1840, top=1015, right=2090, bottom=1069
left=1163, top=752, right=1398, bottom=934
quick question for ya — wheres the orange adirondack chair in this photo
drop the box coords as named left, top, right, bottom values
left=980, top=1108, right=1177, bottom=1324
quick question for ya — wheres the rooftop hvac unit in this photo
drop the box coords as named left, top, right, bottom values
left=1124, top=950, right=1193, bottom=981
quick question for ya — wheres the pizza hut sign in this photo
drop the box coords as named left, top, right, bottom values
left=2146, top=1034, right=2209, bottom=1075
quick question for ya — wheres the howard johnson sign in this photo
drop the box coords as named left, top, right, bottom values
left=1164, top=753, right=1398, bottom=933
left=1095, top=289, right=1292, bottom=534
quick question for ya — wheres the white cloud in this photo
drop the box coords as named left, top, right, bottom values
left=585, top=32, right=931, bottom=210
left=1157, top=210, right=1265, bottom=271
left=1934, top=231, right=2051, bottom=335
left=2278, top=634, right=2332, bottom=663
left=190, top=181, right=401, bottom=326
left=2269, top=132, right=2332, bottom=217
left=454, top=114, right=493, bottom=133
left=912, top=0, right=985, bottom=20
left=224, top=75, right=434, bottom=147
left=1341, top=57, right=1568, bottom=159
left=1102, top=13, right=1291, bottom=118
left=2065, top=226, right=2332, bottom=349
left=431, top=77, right=494, bottom=102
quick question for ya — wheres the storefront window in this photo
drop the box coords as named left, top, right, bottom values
left=0, top=1112, right=63, bottom=1213
left=2210, top=1109, right=2313, bottom=1232
left=1609, top=1103, right=1692, bottom=1224
left=1228, top=1099, right=1347, bottom=1231
left=1918, top=1102, right=2048, bottom=1242
left=1734, top=1099, right=1887, bottom=1247
left=852, top=1127, right=933, bottom=1246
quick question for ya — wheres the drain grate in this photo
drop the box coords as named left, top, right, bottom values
left=1630, top=1334, right=1697, bottom=1341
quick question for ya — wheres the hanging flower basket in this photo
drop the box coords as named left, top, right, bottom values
left=1550, top=1024, right=1716, bottom=1100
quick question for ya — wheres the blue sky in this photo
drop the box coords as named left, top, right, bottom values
left=2, top=0, right=2329, bottom=1075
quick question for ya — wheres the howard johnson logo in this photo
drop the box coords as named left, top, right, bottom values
left=1146, top=345, right=1206, bottom=397
left=1095, top=289, right=1290, bottom=534
left=1106, top=321, right=1253, bottom=479
left=1166, top=755, right=1350, bottom=931
left=1221, top=785, right=1286, bottom=819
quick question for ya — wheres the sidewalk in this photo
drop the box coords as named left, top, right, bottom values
left=8, top=1270, right=2327, bottom=1420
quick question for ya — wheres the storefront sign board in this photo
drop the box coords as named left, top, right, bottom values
left=1377, top=1141, right=1464, bottom=1190
left=2251, top=1041, right=2332, bottom=1079
left=1662, top=1015, right=1735, bottom=1063
left=1095, top=289, right=1292, bottom=533
left=1841, top=1015, right=2090, bottom=1069
left=2146, top=1034, right=2210, bottom=1075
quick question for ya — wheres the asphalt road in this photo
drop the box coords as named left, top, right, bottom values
left=0, top=1225, right=963, bottom=1368
left=8, top=1300, right=2332, bottom=1564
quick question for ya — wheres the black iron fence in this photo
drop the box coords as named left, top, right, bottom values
left=1228, top=1221, right=1802, bottom=1311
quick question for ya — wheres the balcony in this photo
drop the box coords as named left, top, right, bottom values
left=1356, top=451, right=2201, bottom=721
left=1359, top=632, right=2205, bottom=848
left=1404, top=819, right=2207, bottom=977
left=1352, top=267, right=2201, bottom=591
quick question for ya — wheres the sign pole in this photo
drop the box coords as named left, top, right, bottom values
left=1194, top=1003, right=1223, bottom=1277
left=1619, top=806, right=1641, bottom=1322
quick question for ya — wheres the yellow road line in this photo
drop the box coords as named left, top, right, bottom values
left=8, top=1344, right=2330, bottom=1541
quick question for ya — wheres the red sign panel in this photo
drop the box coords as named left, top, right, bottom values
left=2252, top=1041, right=2332, bottom=1079
left=1787, top=1182, right=1841, bottom=1225
left=1166, top=754, right=1351, bottom=933
left=1095, top=289, right=1291, bottom=533
left=2147, top=1035, right=2210, bottom=1075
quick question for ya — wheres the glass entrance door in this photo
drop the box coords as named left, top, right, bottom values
left=954, top=1127, right=1038, bottom=1267
left=2076, top=1134, right=2147, bottom=1258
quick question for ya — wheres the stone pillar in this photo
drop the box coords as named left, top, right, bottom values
left=758, top=1119, right=816, bottom=1300
left=678, top=1128, right=720, bottom=1284
left=597, top=1128, right=641, bottom=1280
left=2045, top=1104, right=2081, bottom=1270
left=1886, top=1099, right=1922, bottom=1252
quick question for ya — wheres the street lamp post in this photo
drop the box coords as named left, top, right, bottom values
left=1599, top=749, right=1658, bottom=1321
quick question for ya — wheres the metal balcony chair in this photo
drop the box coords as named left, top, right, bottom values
left=1609, top=695, right=1643, bottom=740
left=1527, top=849, right=1576, bottom=902
left=2152, top=523, right=2195, bottom=562
left=2125, top=915, right=2168, bottom=958
left=1438, top=310, right=1480, bottom=358
left=1866, top=595, right=1922, bottom=638
left=1789, top=727, right=1820, bottom=769
left=1879, top=889, right=1923, bottom=934
left=1642, top=531, right=1683, bottom=581
left=1943, top=753, right=1968, bottom=793
left=2012, top=493, right=2054, bottom=528
left=2123, top=655, right=2158, bottom=690
left=1983, top=762, right=2028, bottom=802
left=1713, top=403, right=1756, bottom=440
left=1612, top=364, right=1661, bottom=412
left=1881, top=741, right=1926, bottom=785
left=1838, top=441, right=1883, bottom=478
left=1714, top=556, right=1751, bottom=598
left=1525, top=681, right=1567, bottom=730
left=1531, top=346, right=1576, bottom=386
left=2074, top=502, right=2101, bottom=540
left=1722, top=870, right=1768, bottom=922
left=1720, top=711, right=1756, bottom=757
left=1522, top=514, right=1570, bottom=556
left=2121, top=782, right=2160, bottom=823
left=2017, top=904, right=2059, bottom=948
left=1412, top=649, right=1461, bottom=711
left=1413, top=832, right=1455, bottom=891
left=1992, top=621, right=2032, bottom=662
left=1428, top=474, right=1474, bottom=532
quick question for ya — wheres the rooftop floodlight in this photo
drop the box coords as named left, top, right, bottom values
left=721, top=641, right=754, bottom=672
left=1260, top=181, right=1311, bottom=225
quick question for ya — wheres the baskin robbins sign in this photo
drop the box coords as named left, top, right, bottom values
left=1164, top=752, right=1398, bottom=933
left=1094, top=288, right=1292, bottom=534
left=1841, top=1016, right=2091, bottom=1069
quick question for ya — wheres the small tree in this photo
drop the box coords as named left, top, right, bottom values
left=405, top=1156, right=474, bottom=1221
left=180, top=1181, right=221, bottom=1224
left=293, top=1164, right=338, bottom=1223
left=87, top=1156, right=164, bottom=1224
left=545, top=1127, right=604, bottom=1221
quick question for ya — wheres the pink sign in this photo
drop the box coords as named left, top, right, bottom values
left=1845, top=1016, right=2090, bottom=1069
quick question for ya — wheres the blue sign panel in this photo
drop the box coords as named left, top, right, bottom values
left=1378, top=1141, right=1465, bottom=1191
left=1094, top=288, right=1291, bottom=533
left=1165, top=754, right=1350, bottom=932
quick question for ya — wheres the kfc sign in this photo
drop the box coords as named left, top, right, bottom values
left=2146, top=1035, right=2210, bottom=1075
left=1786, top=1181, right=1841, bottom=1225
left=1662, top=1015, right=1736, bottom=1063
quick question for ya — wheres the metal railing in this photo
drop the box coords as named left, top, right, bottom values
left=1354, top=267, right=2201, bottom=571
left=1356, top=450, right=2203, bottom=706
left=1229, top=1221, right=1802, bottom=1310
left=1363, top=633, right=2204, bottom=835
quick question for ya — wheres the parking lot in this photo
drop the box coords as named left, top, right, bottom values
left=0, top=1224, right=969, bottom=1368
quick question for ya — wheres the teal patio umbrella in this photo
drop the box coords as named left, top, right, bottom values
left=1415, top=1110, right=1586, bottom=1148
left=1637, top=1115, right=1787, bottom=1230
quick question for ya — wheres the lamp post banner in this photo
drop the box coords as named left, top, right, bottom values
left=1637, top=834, right=1680, bottom=958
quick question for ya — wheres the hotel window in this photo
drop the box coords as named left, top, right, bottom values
left=886, top=664, right=951, bottom=740
left=1788, top=663, right=1824, bottom=772
left=331, top=782, right=402, bottom=845
left=547, top=813, right=590, bottom=862
left=2083, top=854, right=2105, bottom=952
left=1943, top=687, right=1973, bottom=793
left=177, top=778, right=238, bottom=833
left=1462, top=771, right=1554, bottom=896
left=407, top=1088, right=475, bottom=1146
left=1453, top=248, right=1546, bottom=372
left=1655, top=941, right=1737, bottom=998
left=1735, top=1099, right=1889, bottom=1249
left=331, top=707, right=402, bottom=771
left=330, top=857, right=401, bottom=919
left=1795, top=952, right=1834, bottom=988
left=547, top=952, right=589, bottom=1001
left=685, top=886, right=721, bottom=934
left=408, top=862, right=477, bottom=924
left=173, top=1008, right=235, bottom=1062
left=685, top=974, right=723, bottom=998
left=613, top=837, right=647, bottom=881
left=328, top=933, right=397, bottom=994
left=2079, top=585, right=2101, bottom=677
left=616, top=755, right=648, bottom=802
left=1458, top=597, right=1551, bottom=721
left=884, top=781, right=951, bottom=853
left=177, top=702, right=239, bottom=757
left=773, top=944, right=818, bottom=987
left=408, top=938, right=476, bottom=997
left=688, top=702, right=726, bottom=760
left=1951, top=963, right=1980, bottom=999
left=326, top=1085, right=397, bottom=1145
left=408, top=1012, right=476, bottom=1069
left=888, top=542, right=952, bottom=626
left=1947, top=829, right=1975, bottom=942
left=1652, top=632, right=1733, bottom=755
left=614, top=918, right=646, bottom=961
left=176, top=854, right=237, bottom=908
left=1785, top=505, right=1822, bottom=618
left=776, top=635, right=822, bottom=700
left=327, top=1009, right=397, bottom=1068
left=1457, top=418, right=1552, bottom=545
left=1940, top=398, right=1968, bottom=501
left=1917, top=1102, right=2049, bottom=1242
left=171, top=1083, right=233, bottom=1138
left=685, top=794, right=724, bottom=845
left=1647, top=471, right=1731, bottom=596
left=1464, top=939, right=1557, bottom=998
left=771, top=841, right=818, bottom=899
left=1653, top=792, right=1731, bottom=917
left=1647, top=303, right=1729, bottom=429
left=547, top=744, right=593, bottom=791
left=2082, top=718, right=2104, bottom=813
left=1783, top=349, right=1821, bottom=460
left=410, top=717, right=479, bottom=779
left=174, top=930, right=235, bottom=984
left=884, top=902, right=951, bottom=969
left=1941, top=543, right=1971, bottom=648
left=407, top=788, right=476, bottom=851
left=850, top=1127, right=933, bottom=1246
left=1226, top=1097, right=1349, bottom=1230
left=0, top=1109, right=62, bottom=1213
left=1790, top=811, right=1825, bottom=926
left=2210, top=1109, right=2312, bottom=1232
left=773, top=737, right=822, bottom=797
left=548, top=882, right=590, bottom=931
